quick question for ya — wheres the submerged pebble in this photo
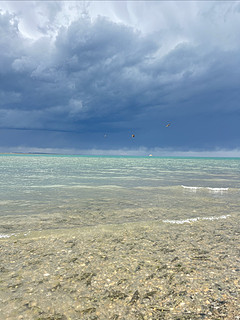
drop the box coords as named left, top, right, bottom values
left=0, top=217, right=239, bottom=319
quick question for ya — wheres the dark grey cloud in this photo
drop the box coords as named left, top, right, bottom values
left=1, top=13, right=159, bottom=127
left=0, top=2, right=240, bottom=153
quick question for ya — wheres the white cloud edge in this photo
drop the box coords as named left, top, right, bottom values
left=1, top=146, right=240, bottom=157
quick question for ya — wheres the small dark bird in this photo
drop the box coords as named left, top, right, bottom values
left=131, top=134, right=135, bottom=138
left=166, top=123, right=171, bottom=127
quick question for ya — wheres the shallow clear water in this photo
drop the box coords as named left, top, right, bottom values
left=1, top=155, right=240, bottom=235
left=1, top=155, right=240, bottom=320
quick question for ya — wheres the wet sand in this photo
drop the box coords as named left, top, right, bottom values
left=0, top=215, right=239, bottom=320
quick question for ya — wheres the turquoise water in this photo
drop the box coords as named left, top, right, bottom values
left=0, top=155, right=240, bottom=235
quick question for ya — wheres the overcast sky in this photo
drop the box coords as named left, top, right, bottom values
left=0, top=1, right=240, bottom=156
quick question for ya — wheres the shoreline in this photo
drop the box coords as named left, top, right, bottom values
left=0, top=212, right=233, bottom=240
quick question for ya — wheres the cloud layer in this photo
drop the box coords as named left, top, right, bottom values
left=0, top=1, right=240, bottom=154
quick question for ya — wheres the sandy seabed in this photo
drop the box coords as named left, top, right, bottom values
left=0, top=215, right=239, bottom=320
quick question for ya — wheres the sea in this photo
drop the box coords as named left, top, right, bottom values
left=1, top=154, right=240, bottom=237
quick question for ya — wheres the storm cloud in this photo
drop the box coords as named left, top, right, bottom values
left=0, top=1, right=240, bottom=154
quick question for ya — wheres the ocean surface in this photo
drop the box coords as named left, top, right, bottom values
left=1, top=154, right=240, bottom=237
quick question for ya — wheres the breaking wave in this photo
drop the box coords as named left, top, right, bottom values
left=0, top=233, right=15, bottom=239
left=207, top=187, right=229, bottom=192
left=163, top=214, right=231, bottom=224
left=181, top=185, right=229, bottom=192
left=181, top=185, right=202, bottom=191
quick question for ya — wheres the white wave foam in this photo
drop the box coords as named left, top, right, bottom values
left=207, top=187, right=229, bottom=192
left=181, top=185, right=229, bottom=193
left=181, top=185, right=202, bottom=191
left=163, top=214, right=231, bottom=224
left=0, top=233, right=14, bottom=239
